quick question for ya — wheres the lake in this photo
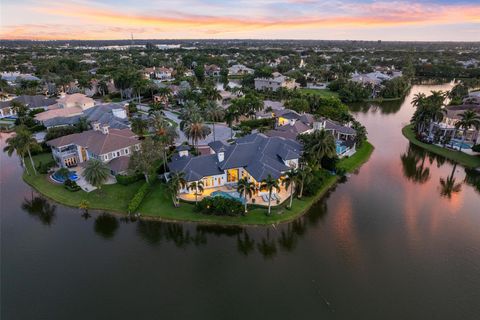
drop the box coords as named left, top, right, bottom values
left=2, top=83, right=480, bottom=319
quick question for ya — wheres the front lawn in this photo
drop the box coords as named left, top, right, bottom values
left=402, top=125, right=480, bottom=169
left=299, top=88, right=339, bottom=98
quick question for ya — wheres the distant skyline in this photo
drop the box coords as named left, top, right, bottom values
left=1, top=0, right=479, bottom=41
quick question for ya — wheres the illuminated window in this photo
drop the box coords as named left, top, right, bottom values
left=227, top=169, right=239, bottom=182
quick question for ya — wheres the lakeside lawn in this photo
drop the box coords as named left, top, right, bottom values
left=23, top=153, right=143, bottom=212
left=299, top=88, right=339, bottom=99
left=402, top=125, right=480, bottom=169
left=23, top=141, right=374, bottom=225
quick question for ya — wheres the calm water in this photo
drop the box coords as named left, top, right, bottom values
left=2, top=84, right=480, bottom=320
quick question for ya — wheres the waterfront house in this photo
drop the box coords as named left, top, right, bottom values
left=168, top=133, right=302, bottom=203
left=46, top=124, right=140, bottom=175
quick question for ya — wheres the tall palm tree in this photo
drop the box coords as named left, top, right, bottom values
left=167, top=172, right=186, bottom=207
left=3, top=125, right=41, bottom=175
left=131, top=117, right=148, bottom=138
left=305, top=130, right=336, bottom=168
left=156, top=87, right=172, bottom=108
left=260, top=174, right=280, bottom=216
left=149, top=111, right=178, bottom=172
left=296, top=164, right=313, bottom=198
left=454, top=110, right=480, bottom=151
left=188, top=180, right=204, bottom=205
left=282, top=169, right=298, bottom=209
left=204, top=101, right=224, bottom=142
left=412, top=92, right=426, bottom=108
left=224, top=105, right=240, bottom=139
left=439, top=164, right=462, bottom=199
left=82, top=159, right=110, bottom=190
left=182, top=114, right=211, bottom=151
left=237, top=177, right=256, bottom=214
left=202, top=86, right=222, bottom=101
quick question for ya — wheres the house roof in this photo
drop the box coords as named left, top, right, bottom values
left=108, top=156, right=130, bottom=173
left=46, top=128, right=138, bottom=155
left=169, top=133, right=302, bottom=182
left=0, top=95, right=56, bottom=109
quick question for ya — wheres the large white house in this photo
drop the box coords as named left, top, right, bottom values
left=228, top=64, right=254, bottom=76
left=254, top=72, right=298, bottom=91
left=46, top=123, right=140, bottom=175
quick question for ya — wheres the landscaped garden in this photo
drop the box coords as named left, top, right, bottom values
left=23, top=141, right=374, bottom=226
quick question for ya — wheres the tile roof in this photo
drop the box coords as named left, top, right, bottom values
left=46, top=129, right=139, bottom=155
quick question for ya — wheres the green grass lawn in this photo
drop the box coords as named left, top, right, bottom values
left=23, top=153, right=143, bottom=212
left=299, top=88, right=339, bottom=98
left=402, top=125, right=480, bottom=169
left=24, top=141, right=374, bottom=225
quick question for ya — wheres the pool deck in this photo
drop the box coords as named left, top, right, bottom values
left=178, top=184, right=292, bottom=207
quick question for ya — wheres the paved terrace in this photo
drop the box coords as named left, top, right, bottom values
left=178, top=184, right=292, bottom=207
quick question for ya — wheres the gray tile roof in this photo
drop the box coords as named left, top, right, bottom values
left=168, top=133, right=302, bottom=182
left=0, top=95, right=56, bottom=109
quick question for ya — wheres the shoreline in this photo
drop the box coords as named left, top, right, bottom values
left=402, top=125, right=480, bottom=169
left=23, top=142, right=374, bottom=226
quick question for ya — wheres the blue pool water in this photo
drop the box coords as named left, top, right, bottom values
left=451, top=139, right=472, bottom=150
left=336, top=141, right=348, bottom=155
left=51, top=170, right=79, bottom=183
left=210, top=191, right=245, bottom=204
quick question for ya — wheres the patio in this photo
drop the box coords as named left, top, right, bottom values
left=50, top=166, right=117, bottom=193
left=178, top=183, right=292, bottom=207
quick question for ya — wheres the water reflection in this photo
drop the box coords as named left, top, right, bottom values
left=464, top=168, right=480, bottom=194
left=401, top=145, right=431, bottom=184
left=439, top=164, right=462, bottom=199
left=94, top=213, right=119, bottom=239
left=349, top=100, right=402, bottom=115
left=21, top=195, right=57, bottom=226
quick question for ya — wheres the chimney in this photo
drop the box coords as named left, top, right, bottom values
left=92, top=121, right=101, bottom=131
left=217, top=147, right=225, bottom=162
left=101, top=124, right=109, bottom=135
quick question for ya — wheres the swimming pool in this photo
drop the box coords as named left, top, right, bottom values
left=51, top=170, right=79, bottom=183
left=451, top=139, right=472, bottom=150
left=336, top=141, right=348, bottom=155
left=210, top=191, right=245, bottom=204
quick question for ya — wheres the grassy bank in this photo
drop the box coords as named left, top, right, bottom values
left=23, top=142, right=374, bottom=225
left=402, top=124, right=480, bottom=169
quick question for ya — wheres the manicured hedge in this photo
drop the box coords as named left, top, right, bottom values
left=116, top=173, right=144, bottom=185
left=64, top=179, right=81, bottom=192
left=194, top=197, right=244, bottom=216
left=239, top=118, right=275, bottom=130
left=127, top=182, right=151, bottom=213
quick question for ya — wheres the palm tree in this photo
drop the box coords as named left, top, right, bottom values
left=224, top=105, right=239, bottom=139
left=3, top=125, right=41, bottom=175
left=296, top=164, right=313, bottom=198
left=439, top=164, right=462, bottom=198
left=282, top=169, right=298, bottom=209
left=260, top=174, right=280, bottom=216
left=182, top=114, right=211, bottom=151
left=156, top=87, right=172, bottom=108
left=237, top=177, right=256, bottom=214
left=412, top=93, right=426, bottom=108
left=167, top=172, right=186, bottom=207
left=149, top=111, right=178, bottom=172
left=188, top=181, right=204, bottom=205
left=82, top=159, right=110, bottom=190
left=204, top=101, right=224, bottom=142
left=202, top=86, right=222, bottom=101
left=454, top=110, right=480, bottom=151
left=97, top=79, right=109, bottom=96
left=131, top=117, right=148, bottom=138
left=305, top=130, right=336, bottom=168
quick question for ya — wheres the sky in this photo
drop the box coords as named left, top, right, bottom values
left=1, top=0, right=479, bottom=41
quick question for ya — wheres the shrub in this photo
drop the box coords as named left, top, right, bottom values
left=195, top=197, right=244, bottom=216
left=127, top=182, right=151, bottom=213
left=472, top=144, right=480, bottom=152
left=37, top=160, right=56, bottom=174
left=64, top=179, right=81, bottom=192
left=302, top=170, right=329, bottom=197
left=239, top=118, right=275, bottom=130
left=116, top=173, right=143, bottom=185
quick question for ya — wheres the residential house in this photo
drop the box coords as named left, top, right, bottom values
left=1, top=72, right=40, bottom=86
left=42, top=103, right=130, bottom=129
left=143, top=66, right=173, bottom=81
left=168, top=133, right=302, bottom=200
left=205, top=64, right=221, bottom=77
left=46, top=124, right=140, bottom=175
left=35, top=93, right=95, bottom=123
left=228, top=64, right=254, bottom=76
left=254, top=72, right=298, bottom=91
left=0, top=95, right=56, bottom=118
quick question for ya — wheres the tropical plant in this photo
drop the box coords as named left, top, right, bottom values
left=300, top=129, right=336, bottom=168
left=130, top=117, right=148, bottom=138
left=3, top=125, right=41, bottom=175
left=128, top=137, right=163, bottom=183
left=203, top=101, right=224, bottom=142
left=167, top=172, right=187, bottom=207
left=454, top=110, right=480, bottom=151
left=439, top=164, right=462, bottom=198
left=181, top=113, right=211, bottom=150
left=260, top=174, right=280, bottom=216
left=237, top=177, right=256, bottom=214
left=282, top=169, right=298, bottom=209
left=296, top=164, right=313, bottom=198
left=82, top=159, right=110, bottom=190
left=149, top=111, right=178, bottom=172
left=188, top=181, right=204, bottom=205
left=79, top=199, right=91, bottom=220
